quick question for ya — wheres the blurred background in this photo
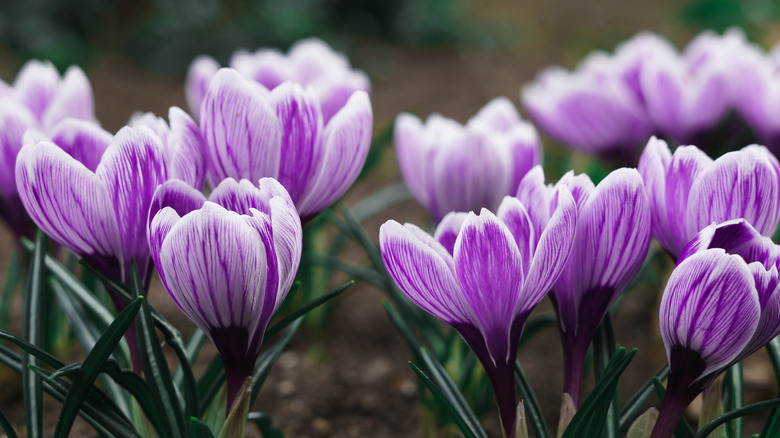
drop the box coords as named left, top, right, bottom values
left=2, top=0, right=780, bottom=436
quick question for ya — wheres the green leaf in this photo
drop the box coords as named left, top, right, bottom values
left=410, top=362, right=484, bottom=438
left=22, top=230, right=46, bottom=438
left=132, top=261, right=186, bottom=437
left=350, top=182, right=412, bottom=222
left=620, top=365, right=669, bottom=434
left=760, top=338, right=780, bottom=437
left=198, top=356, right=226, bottom=417
left=651, top=376, right=694, bottom=438
left=514, top=361, right=549, bottom=438
left=264, top=280, right=352, bottom=340
left=0, top=406, right=18, bottom=438
left=250, top=318, right=304, bottom=407
left=723, top=363, right=743, bottom=437
left=698, top=377, right=726, bottom=438
left=174, top=327, right=207, bottom=387
left=626, top=408, right=658, bottom=438
left=247, top=412, right=285, bottom=438
left=592, top=315, right=619, bottom=438
left=189, top=417, right=216, bottom=438
left=416, top=347, right=488, bottom=438
left=562, top=348, right=636, bottom=438
left=218, top=377, right=251, bottom=438
left=303, top=254, right=386, bottom=287
left=382, top=301, right=422, bottom=362
left=0, top=250, right=21, bottom=331
left=696, top=398, right=780, bottom=438
left=53, top=296, right=143, bottom=437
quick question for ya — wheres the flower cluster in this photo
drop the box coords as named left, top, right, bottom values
left=522, top=29, right=765, bottom=159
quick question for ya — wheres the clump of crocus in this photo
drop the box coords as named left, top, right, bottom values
left=516, top=166, right=651, bottom=405
left=186, top=38, right=370, bottom=124
left=638, top=136, right=780, bottom=259
left=652, top=219, right=780, bottom=438
left=0, top=60, right=95, bottom=238
left=148, top=177, right=302, bottom=409
left=394, top=97, right=542, bottom=222
left=522, top=29, right=756, bottom=161
left=197, top=68, right=372, bottom=221
left=380, top=187, right=577, bottom=437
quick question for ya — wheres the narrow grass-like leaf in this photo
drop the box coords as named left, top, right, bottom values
left=198, top=356, right=226, bottom=417
left=562, top=348, right=636, bottom=438
left=264, top=281, right=352, bottom=340
left=760, top=338, right=780, bottom=437
left=174, top=327, right=207, bottom=387
left=382, top=301, right=422, bottom=361
left=189, top=417, right=216, bottom=438
left=515, top=361, right=550, bottom=438
left=132, top=261, right=185, bottom=437
left=651, top=376, right=694, bottom=438
left=304, top=254, right=386, bottom=287
left=723, top=363, right=743, bottom=437
left=696, top=398, right=780, bottom=438
left=0, top=406, right=18, bottom=438
left=627, top=408, right=658, bottom=438
left=53, top=296, right=143, bottom=437
left=22, top=230, right=46, bottom=438
left=247, top=412, right=285, bottom=438
left=351, top=182, right=412, bottom=222
left=250, top=318, right=303, bottom=406
left=0, top=251, right=21, bottom=331
left=410, top=362, right=482, bottom=438
left=418, top=348, right=488, bottom=438
left=620, top=365, right=669, bottom=434
left=593, top=316, right=619, bottom=438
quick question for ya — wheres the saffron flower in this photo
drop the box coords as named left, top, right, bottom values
left=638, top=136, right=780, bottom=259
left=148, top=177, right=302, bottom=409
left=652, top=219, right=780, bottom=438
left=199, top=68, right=372, bottom=220
left=1, top=60, right=95, bottom=238
left=394, top=97, right=542, bottom=222
left=380, top=188, right=577, bottom=437
left=186, top=38, right=370, bottom=123
left=516, top=166, right=651, bottom=405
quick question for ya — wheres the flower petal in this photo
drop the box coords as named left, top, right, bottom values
left=208, top=178, right=270, bottom=215
left=434, top=212, right=468, bottom=255
left=679, top=219, right=779, bottom=268
left=13, top=60, right=60, bottom=121
left=147, top=206, right=182, bottom=292
left=270, top=82, right=322, bottom=203
left=15, top=141, right=121, bottom=266
left=454, top=209, right=524, bottom=364
left=185, top=56, right=220, bottom=121
left=42, top=66, right=95, bottom=131
left=515, top=166, right=553, bottom=241
left=394, top=113, right=430, bottom=207
left=687, top=146, right=780, bottom=241
left=740, top=263, right=780, bottom=359
left=665, top=145, right=712, bottom=256
left=49, top=118, right=112, bottom=172
left=380, top=220, right=471, bottom=325
left=638, top=136, right=675, bottom=254
left=167, top=106, right=206, bottom=189
left=200, top=68, right=282, bottom=187
left=0, top=101, right=38, bottom=199
left=496, top=196, right=535, bottom=274
left=296, top=90, right=372, bottom=218
left=148, top=179, right=206, bottom=231
left=97, top=126, right=168, bottom=280
left=659, top=249, right=759, bottom=379
left=261, top=178, right=303, bottom=310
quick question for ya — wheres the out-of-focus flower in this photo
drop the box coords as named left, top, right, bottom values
left=129, top=107, right=206, bottom=190
left=186, top=38, right=370, bottom=123
left=638, top=136, right=780, bottom=259
left=652, top=219, right=780, bottom=438
left=380, top=188, right=577, bottom=437
left=199, top=68, right=372, bottom=220
left=1, top=60, right=96, bottom=238
left=516, top=166, right=651, bottom=405
left=148, top=177, right=302, bottom=409
left=394, top=97, right=542, bottom=222
left=734, top=42, right=780, bottom=153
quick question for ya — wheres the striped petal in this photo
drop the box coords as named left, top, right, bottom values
left=660, top=249, right=759, bottom=380
left=208, top=178, right=270, bottom=215
left=50, top=118, right=112, bottom=172
left=380, top=220, right=472, bottom=325
left=185, top=56, right=220, bottom=121
left=167, top=106, right=206, bottom=190
left=496, top=196, right=535, bottom=274
left=148, top=179, right=206, bottom=231
left=296, top=90, right=372, bottom=218
left=42, top=66, right=95, bottom=131
left=434, top=212, right=468, bottom=256
left=515, top=166, right=553, bottom=242
left=13, top=60, right=60, bottom=121
left=0, top=101, right=38, bottom=199
left=200, top=68, right=281, bottom=187
left=394, top=113, right=430, bottom=206
left=665, top=145, right=712, bottom=256
left=638, top=136, right=675, bottom=254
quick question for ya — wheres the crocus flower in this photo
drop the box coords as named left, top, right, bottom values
left=394, top=97, right=542, bottom=223
left=734, top=42, right=780, bottom=153
left=199, top=68, right=372, bottom=220
left=148, top=177, right=302, bottom=409
left=380, top=187, right=577, bottom=437
left=638, top=136, right=780, bottom=259
left=186, top=38, right=370, bottom=123
left=1, top=60, right=95, bottom=238
left=516, top=166, right=651, bottom=405
left=652, top=219, right=780, bottom=438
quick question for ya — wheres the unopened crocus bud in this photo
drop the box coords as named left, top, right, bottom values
left=638, top=136, right=780, bottom=259
left=380, top=187, right=577, bottom=438
left=148, top=177, right=302, bottom=409
left=394, top=97, right=542, bottom=222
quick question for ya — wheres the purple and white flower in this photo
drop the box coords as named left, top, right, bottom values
left=394, top=97, right=542, bottom=222
left=380, top=187, right=577, bottom=437
left=652, top=219, right=780, bottom=438
left=199, top=68, right=372, bottom=220
left=1, top=60, right=96, bottom=238
left=148, top=177, right=302, bottom=409
left=516, top=166, right=651, bottom=405
left=186, top=38, right=370, bottom=123
left=638, top=136, right=780, bottom=259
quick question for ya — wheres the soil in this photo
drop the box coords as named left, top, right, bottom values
left=0, top=1, right=777, bottom=436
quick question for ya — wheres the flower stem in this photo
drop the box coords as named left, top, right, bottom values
left=487, top=362, right=517, bottom=438
left=561, top=337, right=589, bottom=407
